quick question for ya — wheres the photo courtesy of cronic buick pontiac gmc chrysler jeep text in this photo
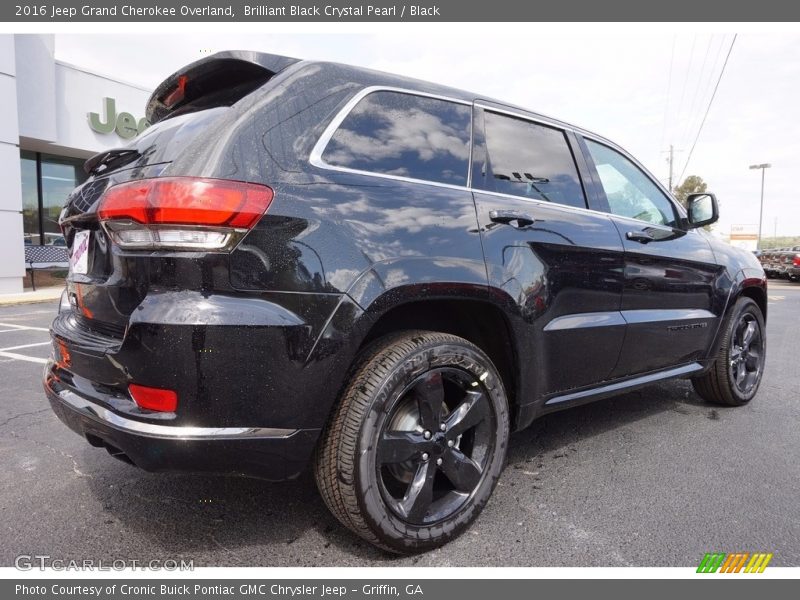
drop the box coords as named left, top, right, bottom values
left=45, top=51, right=767, bottom=553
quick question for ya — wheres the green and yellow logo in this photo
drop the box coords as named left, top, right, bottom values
left=697, top=552, right=773, bottom=573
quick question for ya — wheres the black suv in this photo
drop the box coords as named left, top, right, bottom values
left=46, top=51, right=767, bottom=553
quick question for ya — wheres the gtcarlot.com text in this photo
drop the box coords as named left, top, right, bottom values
left=14, top=555, right=193, bottom=571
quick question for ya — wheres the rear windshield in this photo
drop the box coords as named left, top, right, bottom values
left=321, top=91, right=471, bottom=186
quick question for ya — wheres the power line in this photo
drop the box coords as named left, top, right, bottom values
left=677, top=34, right=737, bottom=184
left=679, top=34, right=715, bottom=149
left=673, top=34, right=697, bottom=143
left=659, top=35, right=677, bottom=153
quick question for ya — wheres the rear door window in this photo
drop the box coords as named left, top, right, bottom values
left=321, top=91, right=471, bottom=186
left=477, top=111, right=587, bottom=209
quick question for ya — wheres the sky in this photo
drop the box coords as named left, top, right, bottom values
left=54, top=31, right=800, bottom=237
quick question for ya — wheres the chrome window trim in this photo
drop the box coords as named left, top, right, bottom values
left=468, top=187, right=627, bottom=224
left=473, top=101, right=570, bottom=132
left=55, top=387, right=297, bottom=440
left=309, top=85, right=473, bottom=193
left=466, top=101, right=475, bottom=188
left=607, top=210, right=692, bottom=233
left=309, top=85, right=691, bottom=232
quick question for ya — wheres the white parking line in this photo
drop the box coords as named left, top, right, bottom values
left=0, top=342, right=52, bottom=352
left=0, top=326, right=52, bottom=364
left=1, top=310, right=56, bottom=319
left=0, top=322, right=50, bottom=332
left=0, top=351, right=48, bottom=364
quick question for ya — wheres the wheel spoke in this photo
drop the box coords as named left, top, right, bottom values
left=742, top=321, right=756, bottom=348
left=742, top=370, right=758, bottom=391
left=736, top=361, right=746, bottom=384
left=415, top=371, right=445, bottom=431
left=440, top=448, right=483, bottom=492
left=445, top=390, right=488, bottom=437
left=397, top=460, right=436, bottom=522
left=379, top=431, right=425, bottom=464
left=745, top=350, right=761, bottom=371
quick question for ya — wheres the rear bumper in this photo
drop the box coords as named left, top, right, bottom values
left=44, top=362, right=319, bottom=480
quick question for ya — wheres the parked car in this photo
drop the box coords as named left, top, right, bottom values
left=759, top=250, right=780, bottom=278
left=786, top=252, right=800, bottom=281
left=759, top=249, right=800, bottom=279
left=45, top=51, right=768, bottom=553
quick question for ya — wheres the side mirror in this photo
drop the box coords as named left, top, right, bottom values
left=686, top=193, right=719, bottom=229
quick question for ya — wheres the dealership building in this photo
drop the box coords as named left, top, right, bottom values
left=0, top=34, right=151, bottom=294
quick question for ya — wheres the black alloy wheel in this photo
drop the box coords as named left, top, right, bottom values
left=377, top=368, right=496, bottom=526
left=314, top=330, right=509, bottom=553
left=729, top=312, right=764, bottom=396
left=692, top=297, right=766, bottom=406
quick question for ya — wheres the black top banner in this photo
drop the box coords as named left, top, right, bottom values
left=4, top=0, right=800, bottom=22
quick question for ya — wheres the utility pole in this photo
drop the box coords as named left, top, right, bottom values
left=668, top=144, right=674, bottom=191
left=749, top=163, right=771, bottom=250
left=663, top=145, right=682, bottom=192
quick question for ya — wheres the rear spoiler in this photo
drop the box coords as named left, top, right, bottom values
left=145, top=51, right=300, bottom=125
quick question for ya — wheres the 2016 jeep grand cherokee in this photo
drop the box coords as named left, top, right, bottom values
left=45, top=51, right=767, bottom=553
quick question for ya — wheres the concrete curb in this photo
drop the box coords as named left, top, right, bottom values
left=0, top=287, right=63, bottom=307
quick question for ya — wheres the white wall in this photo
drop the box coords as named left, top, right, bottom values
left=54, top=63, right=150, bottom=155
left=0, top=34, right=153, bottom=295
left=0, top=34, right=24, bottom=294
left=14, top=34, right=57, bottom=143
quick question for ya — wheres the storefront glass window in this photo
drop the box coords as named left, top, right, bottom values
left=20, top=151, right=40, bottom=245
left=41, top=154, right=85, bottom=246
left=19, top=151, right=87, bottom=246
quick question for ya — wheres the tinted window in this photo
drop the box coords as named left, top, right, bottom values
left=585, top=140, right=676, bottom=226
left=41, top=154, right=85, bottom=245
left=479, top=111, right=586, bottom=209
left=20, top=151, right=86, bottom=246
left=322, top=91, right=471, bottom=186
left=20, top=151, right=39, bottom=245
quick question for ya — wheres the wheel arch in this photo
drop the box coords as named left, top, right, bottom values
left=738, top=282, right=767, bottom=322
left=357, top=295, right=522, bottom=430
left=703, top=269, right=767, bottom=364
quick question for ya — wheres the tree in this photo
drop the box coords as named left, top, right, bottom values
left=673, top=175, right=708, bottom=210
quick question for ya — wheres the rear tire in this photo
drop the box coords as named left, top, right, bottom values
left=692, top=297, right=766, bottom=406
left=314, top=330, right=509, bottom=554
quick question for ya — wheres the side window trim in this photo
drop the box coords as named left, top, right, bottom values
left=564, top=130, right=596, bottom=211
left=469, top=105, right=489, bottom=192
left=476, top=109, right=588, bottom=210
left=308, top=86, right=679, bottom=226
left=309, top=85, right=473, bottom=191
left=572, top=133, right=611, bottom=214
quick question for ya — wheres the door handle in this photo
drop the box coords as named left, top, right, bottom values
left=626, top=231, right=655, bottom=244
left=489, top=210, right=535, bottom=228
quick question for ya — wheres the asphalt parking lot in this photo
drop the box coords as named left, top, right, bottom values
left=1, top=282, right=798, bottom=568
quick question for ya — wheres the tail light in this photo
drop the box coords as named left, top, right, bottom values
left=98, top=177, right=273, bottom=250
left=794, top=254, right=800, bottom=267
left=129, top=383, right=178, bottom=412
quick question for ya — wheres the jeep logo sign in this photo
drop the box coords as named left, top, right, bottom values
left=88, top=97, right=149, bottom=139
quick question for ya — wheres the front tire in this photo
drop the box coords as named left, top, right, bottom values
left=692, top=297, right=766, bottom=406
left=314, top=330, right=510, bottom=553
